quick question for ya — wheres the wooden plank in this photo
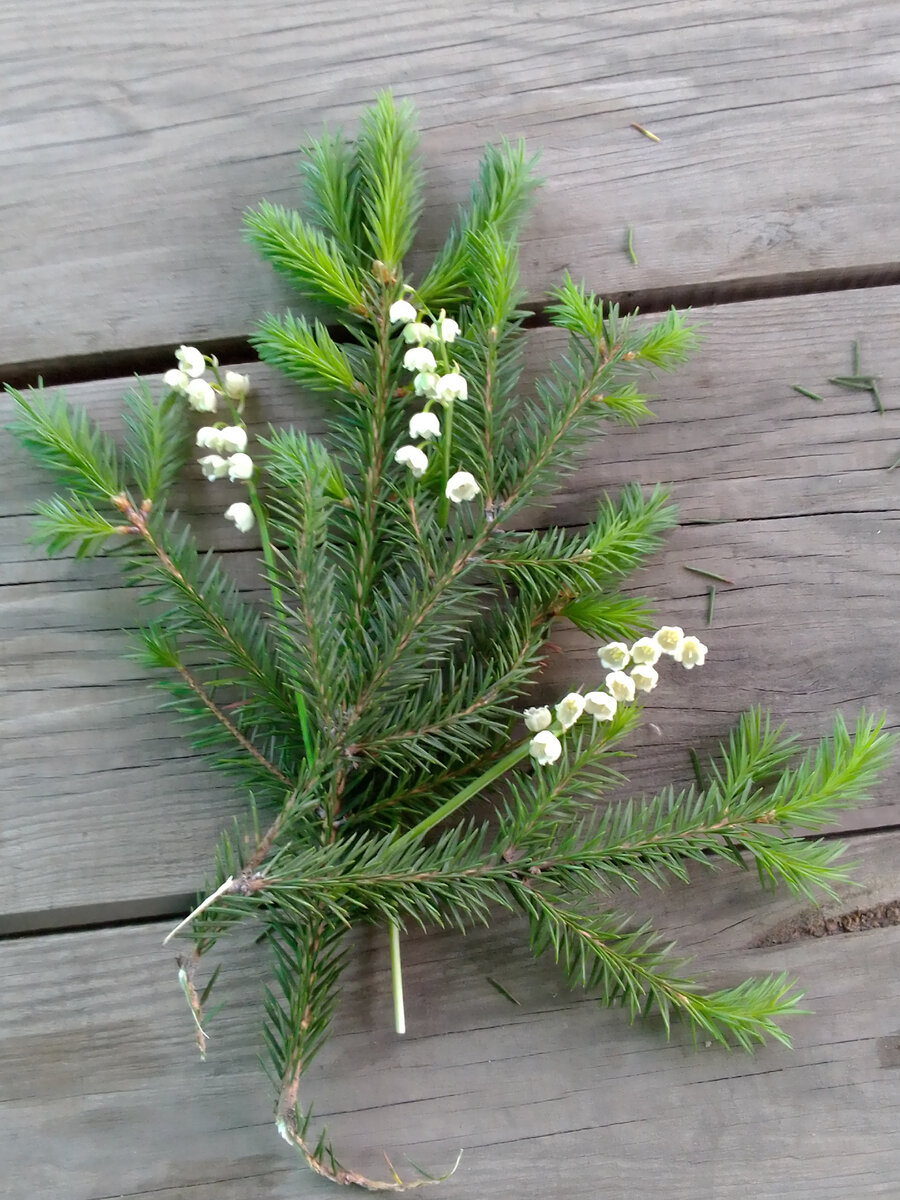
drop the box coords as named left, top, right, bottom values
left=2, top=830, right=898, bottom=1198
left=1, top=287, right=897, bottom=926
left=2, top=0, right=899, bottom=366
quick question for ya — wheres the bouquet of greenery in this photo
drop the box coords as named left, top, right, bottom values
left=6, top=94, right=891, bottom=1191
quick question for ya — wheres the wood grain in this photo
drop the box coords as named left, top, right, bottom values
left=1, top=287, right=897, bottom=927
left=1, top=0, right=899, bottom=366
left=2, top=830, right=898, bottom=1199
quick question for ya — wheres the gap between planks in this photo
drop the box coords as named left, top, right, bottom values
left=4, top=268, right=900, bottom=391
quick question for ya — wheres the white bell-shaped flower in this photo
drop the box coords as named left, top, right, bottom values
left=389, top=299, right=417, bottom=324
left=523, top=705, right=553, bottom=733
left=409, top=411, right=441, bottom=441
left=223, top=372, right=250, bottom=402
left=403, top=346, right=437, bottom=373
left=198, top=454, right=229, bottom=481
left=224, top=501, right=255, bottom=533
left=395, top=444, right=429, bottom=478
left=555, top=692, right=585, bottom=730
left=605, top=670, right=636, bottom=703
left=186, top=379, right=217, bottom=413
left=584, top=691, right=617, bottom=721
left=176, top=345, right=206, bottom=378
left=529, top=730, right=563, bottom=766
left=434, top=372, right=468, bottom=404
left=227, top=452, right=254, bottom=481
left=630, top=664, right=659, bottom=692
left=597, top=641, right=631, bottom=671
left=445, top=471, right=480, bottom=504
left=674, top=635, right=708, bottom=669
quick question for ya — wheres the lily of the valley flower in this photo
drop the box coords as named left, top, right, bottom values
left=630, top=664, right=659, bottom=692
left=584, top=691, right=617, bottom=721
left=445, top=471, right=480, bottom=503
left=227, top=452, right=254, bottom=481
left=630, top=637, right=662, bottom=666
left=389, top=299, right=417, bottom=324
left=435, top=316, right=460, bottom=343
left=223, top=372, right=250, bottom=403
left=409, top=411, right=441, bottom=441
left=523, top=706, right=552, bottom=733
left=395, top=444, right=429, bottom=478
left=654, top=626, right=684, bottom=656
left=224, top=501, right=255, bottom=533
left=403, top=346, right=437, bottom=373
left=196, top=426, right=222, bottom=449
left=186, top=379, right=217, bottom=413
left=529, top=730, right=563, bottom=766
left=597, top=641, right=631, bottom=671
left=198, top=454, right=230, bottom=481
left=216, top=425, right=248, bottom=454
left=164, top=368, right=190, bottom=392
left=176, top=345, right=206, bottom=378
left=403, top=321, right=435, bottom=345
left=414, top=371, right=439, bottom=398
left=674, top=635, right=708, bottom=669
left=605, top=670, right=636, bottom=703
left=555, top=692, right=585, bottom=730
left=434, top=371, right=468, bottom=404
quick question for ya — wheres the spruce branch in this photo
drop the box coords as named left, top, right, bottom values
left=8, top=94, right=895, bottom=1194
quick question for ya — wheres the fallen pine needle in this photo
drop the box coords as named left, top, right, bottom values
left=631, top=122, right=660, bottom=142
left=706, top=585, right=716, bottom=626
left=792, top=384, right=824, bottom=402
left=684, top=565, right=734, bottom=586
left=487, top=976, right=521, bottom=1006
left=626, top=225, right=637, bottom=265
left=887, top=452, right=900, bottom=472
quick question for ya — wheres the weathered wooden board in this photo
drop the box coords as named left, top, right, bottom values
left=1, top=0, right=899, bottom=368
left=1, top=287, right=897, bottom=928
left=2, top=831, right=898, bottom=1199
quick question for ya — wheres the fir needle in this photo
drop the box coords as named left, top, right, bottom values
left=828, top=376, right=877, bottom=391
left=706, top=585, right=716, bottom=626
left=626, top=225, right=637, bottom=265
left=689, top=747, right=705, bottom=791
left=852, top=340, right=861, bottom=375
left=389, top=921, right=406, bottom=1035
left=871, top=382, right=885, bottom=414
left=631, top=122, right=661, bottom=142
left=684, top=565, right=734, bottom=585
left=792, top=384, right=824, bottom=402
left=887, top=451, right=900, bottom=471
left=487, top=976, right=521, bottom=1006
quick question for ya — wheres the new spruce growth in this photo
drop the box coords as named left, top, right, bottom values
left=6, top=93, right=892, bottom=1191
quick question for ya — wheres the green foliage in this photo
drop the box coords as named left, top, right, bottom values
left=244, top=200, right=366, bottom=313
left=6, top=384, right=122, bottom=502
left=31, top=491, right=122, bottom=557
left=6, top=93, right=894, bottom=1191
left=251, top=311, right=361, bottom=396
left=122, top=380, right=191, bottom=500
left=355, top=92, right=423, bottom=272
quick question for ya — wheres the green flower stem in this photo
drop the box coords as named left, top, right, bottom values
left=436, top=401, right=454, bottom=528
left=389, top=921, right=406, bottom=1035
left=247, top=477, right=313, bottom=767
left=392, top=738, right=531, bottom=853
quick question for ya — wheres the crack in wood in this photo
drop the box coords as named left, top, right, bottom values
left=752, top=899, right=900, bottom=947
